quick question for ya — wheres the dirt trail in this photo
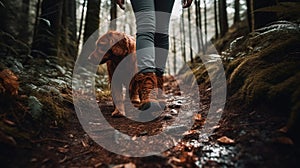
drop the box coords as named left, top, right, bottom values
left=1, top=75, right=299, bottom=168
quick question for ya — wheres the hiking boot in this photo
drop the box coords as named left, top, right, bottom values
left=156, top=75, right=164, bottom=98
left=129, top=78, right=140, bottom=105
left=135, top=72, right=158, bottom=106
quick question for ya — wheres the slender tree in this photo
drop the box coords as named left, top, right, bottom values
left=246, top=0, right=277, bottom=32
left=180, top=10, right=187, bottom=63
left=203, top=0, right=207, bottom=53
left=173, top=24, right=177, bottom=74
left=77, top=0, right=87, bottom=46
left=187, top=8, right=193, bottom=63
left=218, top=0, right=229, bottom=37
left=83, top=0, right=101, bottom=43
left=31, top=0, right=78, bottom=58
left=234, top=0, right=240, bottom=23
left=214, top=0, right=219, bottom=39
left=21, top=0, right=30, bottom=43
left=31, top=0, right=63, bottom=57
left=194, top=0, right=201, bottom=52
left=62, top=0, right=78, bottom=57
left=110, top=0, right=117, bottom=30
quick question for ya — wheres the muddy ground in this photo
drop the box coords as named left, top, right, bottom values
left=1, top=75, right=299, bottom=168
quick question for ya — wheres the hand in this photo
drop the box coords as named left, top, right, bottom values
left=117, top=0, right=125, bottom=10
left=182, top=0, right=193, bottom=8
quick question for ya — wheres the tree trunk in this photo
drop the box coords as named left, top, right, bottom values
left=0, top=0, right=8, bottom=32
left=218, top=0, right=229, bottom=37
left=31, top=0, right=63, bottom=57
left=181, top=10, right=186, bottom=63
left=214, top=0, right=219, bottom=39
left=194, top=0, right=201, bottom=52
left=246, top=0, right=253, bottom=32
left=203, top=0, right=207, bottom=53
left=173, top=25, right=177, bottom=74
left=110, top=0, right=117, bottom=30
left=78, top=0, right=87, bottom=47
left=234, top=0, right=240, bottom=23
left=62, top=0, right=77, bottom=58
left=21, top=0, right=30, bottom=43
left=84, top=0, right=101, bottom=43
left=187, top=8, right=193, bottom=63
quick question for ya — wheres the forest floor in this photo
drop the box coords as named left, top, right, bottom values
left=1, top=74, right=299, bottom=168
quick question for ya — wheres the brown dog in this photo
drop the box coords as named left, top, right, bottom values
left=88, top=31, right=139, bottom=117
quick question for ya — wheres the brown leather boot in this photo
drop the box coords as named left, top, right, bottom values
left=131, top=72, right=165, bottom=121
left=129, top=78, right=140, bottom=105
left=156, top=75, right=164, bottom=97
left=134, top=72, right=158, bottom=107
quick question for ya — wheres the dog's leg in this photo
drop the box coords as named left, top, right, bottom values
left=111, top=83, right=125, bottom=117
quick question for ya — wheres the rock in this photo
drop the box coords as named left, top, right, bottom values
left=54, top=64, right=66, bottom=75
left=163, top=114, right=173, bottom=120
left=28, top=96, right=43, bottom=120
left=170, top=109, right=178, bottom=115
left=168, top=101, right=182, bottom=109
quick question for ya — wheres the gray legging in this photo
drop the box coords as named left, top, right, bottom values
left=130, top=0, right=175, bottom=74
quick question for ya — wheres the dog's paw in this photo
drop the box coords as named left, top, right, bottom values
left=111, top=109, right=125, bottom=117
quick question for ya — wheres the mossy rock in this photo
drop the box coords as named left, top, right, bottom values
left=225, top=21, right=300, bottom=142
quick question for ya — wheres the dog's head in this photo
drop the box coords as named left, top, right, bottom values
left=88, top=31, right=135, bottom=65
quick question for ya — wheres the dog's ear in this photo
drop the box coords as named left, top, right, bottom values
left=94, top=31, right=123, bottom=64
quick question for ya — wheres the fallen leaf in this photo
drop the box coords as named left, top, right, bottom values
left=273, top=137, right=294, bottom=145
left=112, top=162, right=136, bottom=168
left=194, top=114, right=202, bottom=121
left=212, top=125, right=220, bottom=130
left=81, top=140, right=89, bottom=147
left=57, top=147, right=69, bottom=153
left=3, top=119, right=15, bottom=126
left=30, top=158, right=38, bottom=162
left=94, top=162, right=103, bottom=168
left=170, top=156, right=184, bottom=163
left=183, top=130, right=199, bottom=136
left=0, top=69, right=19, bottom=95
left=278, top=126, right=288, bottom=133
left=59, top=156, right=67, bottom=163
left=131, top=136, right=137, bottom=141
left=217, top=136, right=235, bottom=144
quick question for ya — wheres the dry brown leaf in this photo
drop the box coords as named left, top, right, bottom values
left=112, top=162, right=136, bottom=168
left=278, top=126, right=288, bottom=133
left=170, top=156, right=184, bottom=163
left=273, top=137, right=294, bottom=145
left=217, top=136, right=235, bottom=144
left=3, top=119, right=15, bottom=126
left=0, top=69, right=19, bottom=95
left=81, top=140, right=89, bottom=147
left=57, top=147, right=69, bottom=153
left=183, top=130, right=198, bottom=136
left=194, top=114, right=202, bottom=121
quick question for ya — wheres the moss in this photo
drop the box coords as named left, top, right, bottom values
left=31, top=93, right=70, bottom=126
left=235, top=61, right=300, bottom=108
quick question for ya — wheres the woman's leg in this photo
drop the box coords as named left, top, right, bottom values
left=130, top=0, right=156, bottom=72
left=130, top=0, right=161, bottom=114
left=154, top=0, right=175, bottom=73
